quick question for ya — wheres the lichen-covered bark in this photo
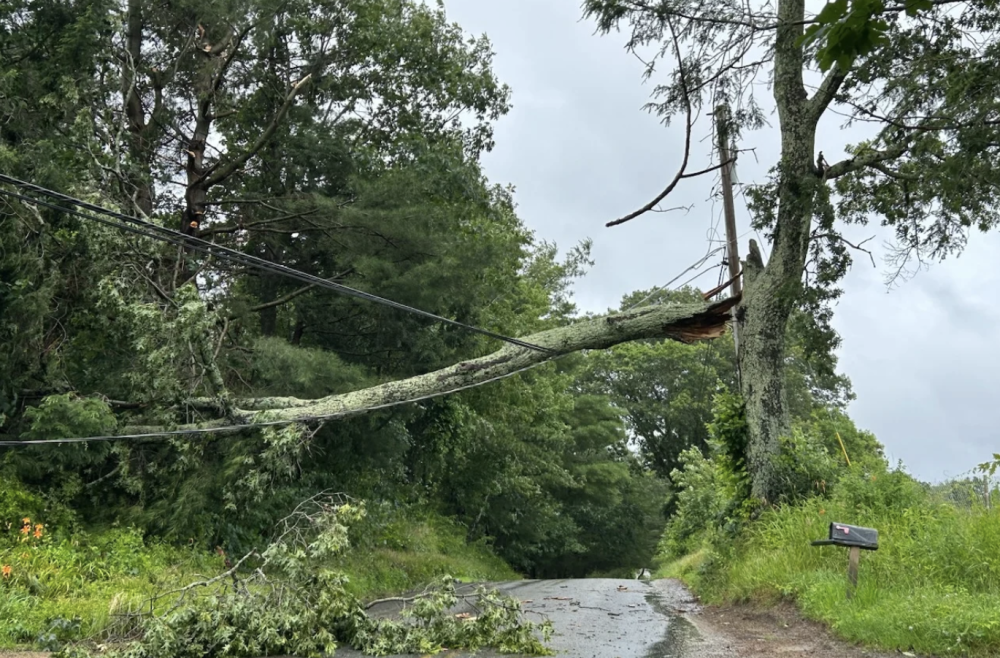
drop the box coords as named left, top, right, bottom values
left=737, top=0, right=820, bottom=504
left=177, top=297, right=738, bottom=429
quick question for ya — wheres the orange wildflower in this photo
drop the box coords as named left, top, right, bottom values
left=1, top=565, right=10, bottom=579
left=21, top=518, right=30, bottom=525
left=33, top=528, right=42, bottom=539
left=19, top=525, right=29, bottom=535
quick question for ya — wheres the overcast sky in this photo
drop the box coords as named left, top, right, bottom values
left=442, top=0, right=1000, bottom=484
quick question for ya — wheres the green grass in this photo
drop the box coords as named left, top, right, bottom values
left=335, top=507, right=519, bottom=599
left=0, top=486, right=518, bottom=649
left=0, top=524, right=216, bottom=647
left=659, top=478, right=1000, bottom=656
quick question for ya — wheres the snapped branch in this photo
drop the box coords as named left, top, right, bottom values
left=178, top=296, right=740, bottom=427
left=811, top=232, right=877, bottom=267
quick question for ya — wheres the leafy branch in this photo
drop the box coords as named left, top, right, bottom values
left=59, top=493, right=552, bottom=658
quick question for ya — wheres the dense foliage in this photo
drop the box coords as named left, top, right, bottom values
left=0, top=0, right=672, bottom=588
left=657, top=397, right=1000, bottom=656
left=3, top=0, right=974, bottom=656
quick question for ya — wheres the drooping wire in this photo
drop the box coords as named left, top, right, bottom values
left=624, top=245, right=726, bottom=311
left=674, top=259, right=726, bottom=291
left=0, top=174, right=551, bottom=353
left=0, top=356, right=553, bottom=446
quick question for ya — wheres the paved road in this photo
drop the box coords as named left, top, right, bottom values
left=336, top=578, right=723, bottom=658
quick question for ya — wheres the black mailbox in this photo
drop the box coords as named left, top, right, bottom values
left=811, top=522, right=878, bottom=551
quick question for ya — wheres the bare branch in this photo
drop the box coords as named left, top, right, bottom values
left=650, top=204, right=694, bottom=214
left=702, top=269, right=743, bottom=301
left=607, top=17, right=693, bottom=228
left=232, top=284, right=318, bottom=319
left=151, top=549, right=258, bottom=613
left=679, top=157, right=736, bottom=180
left=807, top=62, right=850, bottom=123
left=197, top=209, right=319, bottom=237
left=812, top=232, right=877, bottom=267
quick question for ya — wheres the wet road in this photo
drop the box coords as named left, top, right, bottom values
left=336, top=578, right=724, bottom=658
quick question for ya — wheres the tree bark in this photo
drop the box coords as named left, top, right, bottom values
left=123, top=0, right=154, bottom=217
left=736, top=0, right=821, bottom=505
left=165, top=296, right=739, bottom=432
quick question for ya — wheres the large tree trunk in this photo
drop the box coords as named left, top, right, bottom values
left=736, top=0, right=820, bottom=505
left=134, top=297, right=739, bottom=434
left=122, top=0, right=155, bottom=217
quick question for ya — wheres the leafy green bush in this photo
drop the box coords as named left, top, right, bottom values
left=772, top=426, right=840, bottom=503
left=657, top=391, right=755, bottom=563
left=658, top=390, right=881, bottom=565
left=658, top=447, right=726, bottom=560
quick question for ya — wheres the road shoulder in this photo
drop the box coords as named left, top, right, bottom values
left=670, top=585, right=905, bottom=658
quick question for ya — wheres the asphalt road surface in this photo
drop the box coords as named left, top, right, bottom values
left=336, top=578, right=728, bottom=658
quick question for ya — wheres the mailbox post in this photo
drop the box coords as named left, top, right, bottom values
left=811, top=522, right=878, bottom=599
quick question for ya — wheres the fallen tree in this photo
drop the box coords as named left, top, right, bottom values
left=164, top=295, right=739, bottom=432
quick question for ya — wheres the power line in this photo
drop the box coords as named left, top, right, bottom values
left=624, top=246, right=726, bottom=311
left=0, top=358, right=552, bottom=446
left=0, top=174, right=551, bottom=353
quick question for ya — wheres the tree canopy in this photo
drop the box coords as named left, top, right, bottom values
left=584, top=0, right=1000, bottom=503
left=0, top=0, right=874, bottom=583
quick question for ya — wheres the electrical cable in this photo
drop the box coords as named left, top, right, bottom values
left=675, top=262, right=723, bottom=290
left=623, top=245, right=725, bottom=311
left=0, top=174, right=551, bottom=353
left=0, top=357, right=555, bottom=446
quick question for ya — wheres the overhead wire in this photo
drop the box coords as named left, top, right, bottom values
left=0, top=353, right=555, bottom=446
left=0, top=173, right=743, bottom=447
left=623, top=245, right=725, bottom=311
left=624, top=198, right=732, bottom=313
left=0, top=173, right=551, bottom=353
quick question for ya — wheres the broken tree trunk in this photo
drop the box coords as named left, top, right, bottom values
left=164, top=296, right=739, bottom=432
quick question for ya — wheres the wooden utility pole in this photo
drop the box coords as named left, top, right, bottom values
left=715, top=104, right=742, bottom=357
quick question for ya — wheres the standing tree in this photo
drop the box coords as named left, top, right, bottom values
left=584, top=0, right=1000, bottom=503
left=0, top=0, right=746, bottom=543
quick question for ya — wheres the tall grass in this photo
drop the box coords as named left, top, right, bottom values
left=0, top=485, right=518, bottom=649
left=661, top=470, right=1000, bottom=656
left=334, top=502, right=518, bottom=598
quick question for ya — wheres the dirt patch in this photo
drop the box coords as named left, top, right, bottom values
left=685, top=600, right=902, bottom=658
left=0, top=652, right=50, bottom=658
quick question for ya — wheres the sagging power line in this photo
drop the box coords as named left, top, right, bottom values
left=0, top=173, right=551, bottom=354
left=0, top=354, right=553, bottom=446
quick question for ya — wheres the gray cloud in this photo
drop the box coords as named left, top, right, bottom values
left=443, top=0, right=1000, bottom=483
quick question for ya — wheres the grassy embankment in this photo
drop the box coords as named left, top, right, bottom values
left=659, top=472, right=1000, bottom=656
left=0, top=478, right=517, bottom=649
